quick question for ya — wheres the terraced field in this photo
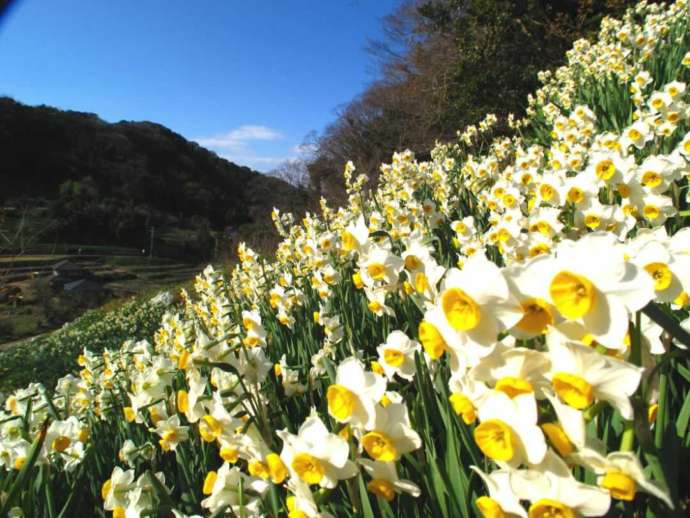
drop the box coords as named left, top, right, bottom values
left=0, top=252, right=201, bottom=345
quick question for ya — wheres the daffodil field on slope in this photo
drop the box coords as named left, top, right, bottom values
left=3, top=2, right=690, bottom=517
left=0, top=296, right=173, bottom=394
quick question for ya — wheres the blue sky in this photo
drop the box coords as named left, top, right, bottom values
left=0, top=0, right=401, bottom=171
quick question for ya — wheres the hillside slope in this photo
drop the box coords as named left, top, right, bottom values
left=0, top=97, right=308, bottom=254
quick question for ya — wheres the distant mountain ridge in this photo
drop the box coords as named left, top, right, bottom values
left=0, top=97, right=308, bottom=256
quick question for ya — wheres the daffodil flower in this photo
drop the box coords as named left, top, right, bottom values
left=474, top=391, right=546, bottom=467
left=359, top=459, right=421, bottom=502
left=471, top=466, right=527, bottom=518
left=284, top=478, right=334, bottom=518
left=178, top=367, right=210, bottom=423
left=448, top=373, right=488, bottom=425
left=102, top=466, right=135, bottom=512
left=572, top=450, right=673, bottom=509
left=471, top=346, right=551, bottom=400
left=357, top=402, right=421, bottom=462
left=154, top=415, right=189, bottom=452
left=376, top=330, right=421, bottom=381
left=326, top=357, right=386, bottom=429
left=509, top=450, right=611, bottom=517
left=358, top=245, right=404, bottom=289
left=545, top=232, right=654, bottom=348
left=200, top=462, right=269, bottom=516
left=546, top=336, right=642, bottom=419
left=435, top=254, right=523, bottom=359
left=341, top=214, right=370, bottom=255
left=278, top=415, right=357, bottom=488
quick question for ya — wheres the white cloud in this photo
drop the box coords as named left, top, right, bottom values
left=194, top=125, right=283, bottom=150
left=195, top=125, right=317, bottom=175
left=219, top=153, right=289, bottom=172
left=193, top=124, right=288, bottom=172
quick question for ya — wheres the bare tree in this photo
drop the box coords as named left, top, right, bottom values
left=270, top=130, right=319, bottom=188
left=306, top=0, right=464, bottom=200
left=271, top=158, right=310, bottom=188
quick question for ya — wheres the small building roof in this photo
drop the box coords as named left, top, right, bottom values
left=63, top=278, right=102, bottom=293
left=53, top=259, right=83, bottom=272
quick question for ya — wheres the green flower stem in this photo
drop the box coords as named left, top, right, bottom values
left=654, top=370, right=668, bottom=450
left=584, top=401, right=607, bottom=421
left=620, top=421, right=635, bottom=451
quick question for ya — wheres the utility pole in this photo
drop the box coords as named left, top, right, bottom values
left=149, top=226, right=155, bottom=258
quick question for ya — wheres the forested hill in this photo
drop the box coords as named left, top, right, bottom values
left=0, top=97, right=308, bottom=254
